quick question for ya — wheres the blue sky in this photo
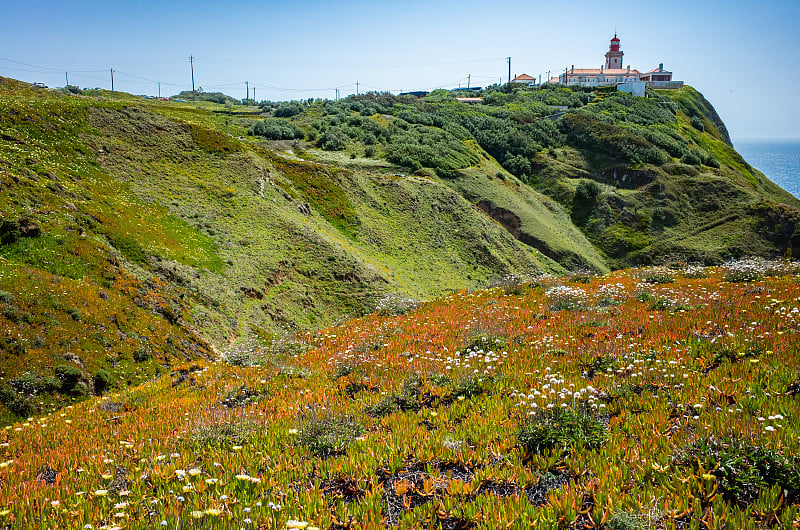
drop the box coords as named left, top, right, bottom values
left=2, top=0, right=799, bottom=139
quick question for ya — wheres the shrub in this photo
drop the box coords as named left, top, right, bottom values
left=449, top=373, right=497, bottom=400
left=10, top=371, right=60, bottom=394
left=330, top=363, right=359, bottom=381
left=0, top=219, right=20, bottom=246
left=597, top=283, right=626, bottom=306
left=93, top=370, right=112, bottom=395
left=273, top=101, right=304, bottom=117
left=485, top=273, right=541, bottom=295
left=680, top=265, right=708, bottom=279
left=545, top=285, right=588, bottom=311
left=222, top=340, right=268, bottom=367
left=192, top=416, right=257, bottom=448
left=250, top=118, right=304, bottom=140
left=0, top=382, right=36, bottom=417
left=690, top=116, right=705, bottom=131
left=375, top=293, right=419, bottom=316
left=517, top=407, right=607, bottom=457
left=0, top=290, right=13, bottom=303
left=572, top=180, right=600, bottom=226
left=720, top=257, right=766, bottom=282
left=295, top=414, right=364, bottom=457
left=133, top=347, right=151, bottom=363
left=54, top=365, right=82, bottom=392
left=640, top=267, right=674, bottom=284
left=680, top=150, right=702, bottom=166
left=676, top=437, right=800, bottom=505
left=317, top=128, right=348, bottom=151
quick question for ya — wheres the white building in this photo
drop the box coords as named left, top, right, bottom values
left=558, top=35, right=683, bottom=89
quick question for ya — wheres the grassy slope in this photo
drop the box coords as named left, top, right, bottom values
left=0, top=79, right=218, bottom=424
left=0, top=79, right=557, bottom=423
left=0, top=264, right=798, bottom=528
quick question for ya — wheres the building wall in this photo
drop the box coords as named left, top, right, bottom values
left=618, top=81, right=646, bottom=97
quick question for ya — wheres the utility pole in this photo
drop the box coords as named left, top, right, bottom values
left=252, top=87, right=256, bottom=102
left=467, top=74, right=470, bottom=89
left=65, top=71, right=69, bottom=87
left=110, top=68, right=114, bottom=92
left=246, top=81, right=249, bottom=100
left=507, top=57, right=511, bottom=84
left=356, top=82, right=359, bottom=95
left=547, top=70, right=550, bottom=84
left=189, top=55, right=195, bottom=92
left=158, top=82, right=161, bottom=98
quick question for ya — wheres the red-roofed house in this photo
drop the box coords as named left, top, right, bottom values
left=512, top=74, right=537, bottom=86
left=639, top=64, right=674, bottom=85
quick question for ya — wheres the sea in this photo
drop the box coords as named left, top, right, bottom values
left=734, top=139, right=800, bottom=199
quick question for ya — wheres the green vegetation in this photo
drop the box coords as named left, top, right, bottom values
left=1, top=74, right=799, bottom=429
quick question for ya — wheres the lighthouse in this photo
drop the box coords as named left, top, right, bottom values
left=604, top=34, right=624, bottom=70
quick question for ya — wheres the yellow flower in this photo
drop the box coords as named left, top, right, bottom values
left=188, top=468, right=201, bottom=477
left=94, top=490, right=108, bottom=496
left=191, top=511, right=204, bottom=519
left=204, top=508, right=222, bottom=516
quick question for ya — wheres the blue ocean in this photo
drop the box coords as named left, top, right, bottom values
left=734, top=140, right=800, bottom=199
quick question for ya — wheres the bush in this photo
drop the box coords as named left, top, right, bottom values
left=192, top=417, right=257, bottom=447
left=317, top=128, right=348, bottom=151
left=93, top=370, right=112, bottom=395
left=10, top=371, right=60, bottom=394
left=0, top=219, right=21, bottom=246
left=690, top=116, right=705, bottom=131
left=572, top=180, right=600, bottom=226
left=680, top=265, right=708, bottom=279
left=375, top=293, right=419, bottom=316
left=54, top=365, right=83, bottom=393
left=295, top=414, right=364, bottom=457
left=250, top=118, right=304, bottom=140
left=222, top=341, right=268, bottom=367
left=641, top=267, right=674, bottom=284
left=273, top=101, right=304, bottom=117
left=680, top=150, right=702, bottom=166
left=0, top=382, right=36, bottom=417
left=384, top=125, right=479, bottom=172
left=133, top=347, right=151, bottom=363
left=517, top=407, right=607, bottom=457
left=676, top=437, right=800, bottom=505
left=545, top=285, right=588, bottom=311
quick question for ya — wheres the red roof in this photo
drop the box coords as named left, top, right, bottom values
left=611, top=35, right=620, bottom=42
left=513, top=74, right=535, bottom=81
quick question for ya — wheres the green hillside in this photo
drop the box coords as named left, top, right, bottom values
left=1, top=76, right=798, bottom=424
